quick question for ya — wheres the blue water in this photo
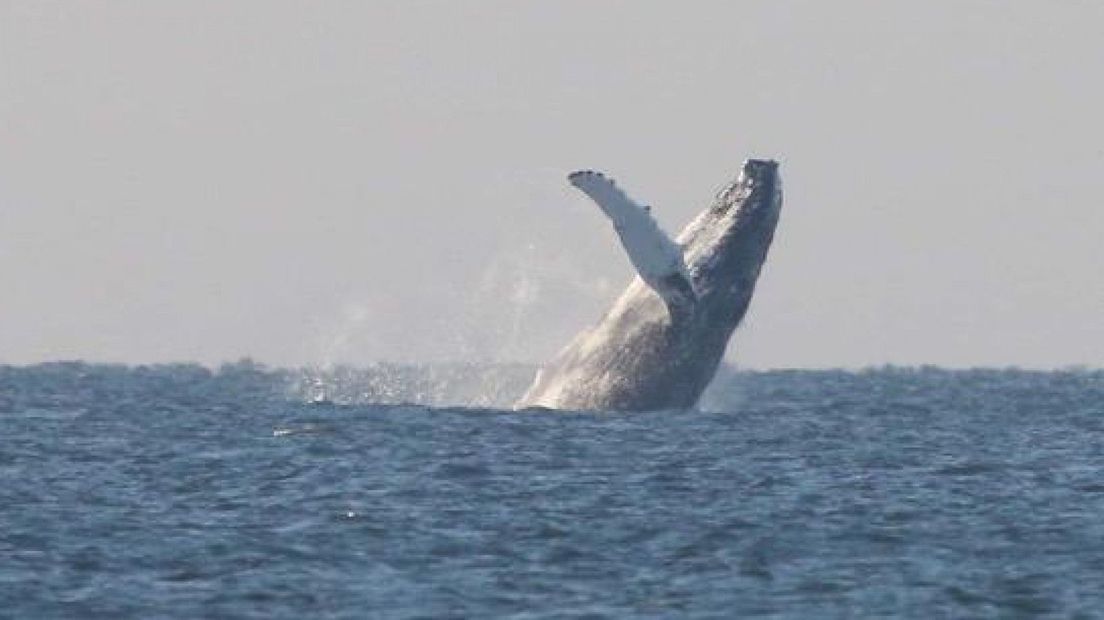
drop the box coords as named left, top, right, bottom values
left=3, top=362, right=1103, bottom=618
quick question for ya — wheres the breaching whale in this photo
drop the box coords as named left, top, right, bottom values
left=515, top=159, right=782, bottom=411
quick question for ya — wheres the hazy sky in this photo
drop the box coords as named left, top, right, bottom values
left=2, top=1, right=1102, bottom=369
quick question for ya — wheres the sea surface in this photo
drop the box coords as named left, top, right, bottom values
left=2, top=362, right=1103, bottom=618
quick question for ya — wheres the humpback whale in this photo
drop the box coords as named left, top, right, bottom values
left=515, top=159, right=782, bottom=411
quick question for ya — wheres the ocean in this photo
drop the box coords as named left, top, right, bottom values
left=2, top=362, right=1103, bottom=618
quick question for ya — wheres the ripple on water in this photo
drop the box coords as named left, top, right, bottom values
left=3, top=365, right=1104, bottom=617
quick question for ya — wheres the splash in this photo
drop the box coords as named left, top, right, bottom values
left=288, top=362, right=536, bottom=408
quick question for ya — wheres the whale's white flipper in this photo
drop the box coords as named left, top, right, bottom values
left=568, top=170, right=696, bottom=316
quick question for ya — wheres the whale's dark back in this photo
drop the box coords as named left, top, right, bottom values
left=516, top=160, right=782, bottom=411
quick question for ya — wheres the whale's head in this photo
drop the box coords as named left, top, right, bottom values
left=680, top=158, right=782, bottom=326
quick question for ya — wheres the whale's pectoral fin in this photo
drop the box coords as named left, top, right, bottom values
left=658, top=270, right=697, bottom=319
left=567, top=170, right=639, bottom=221
left=568, top=170, right=697, bottom=318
